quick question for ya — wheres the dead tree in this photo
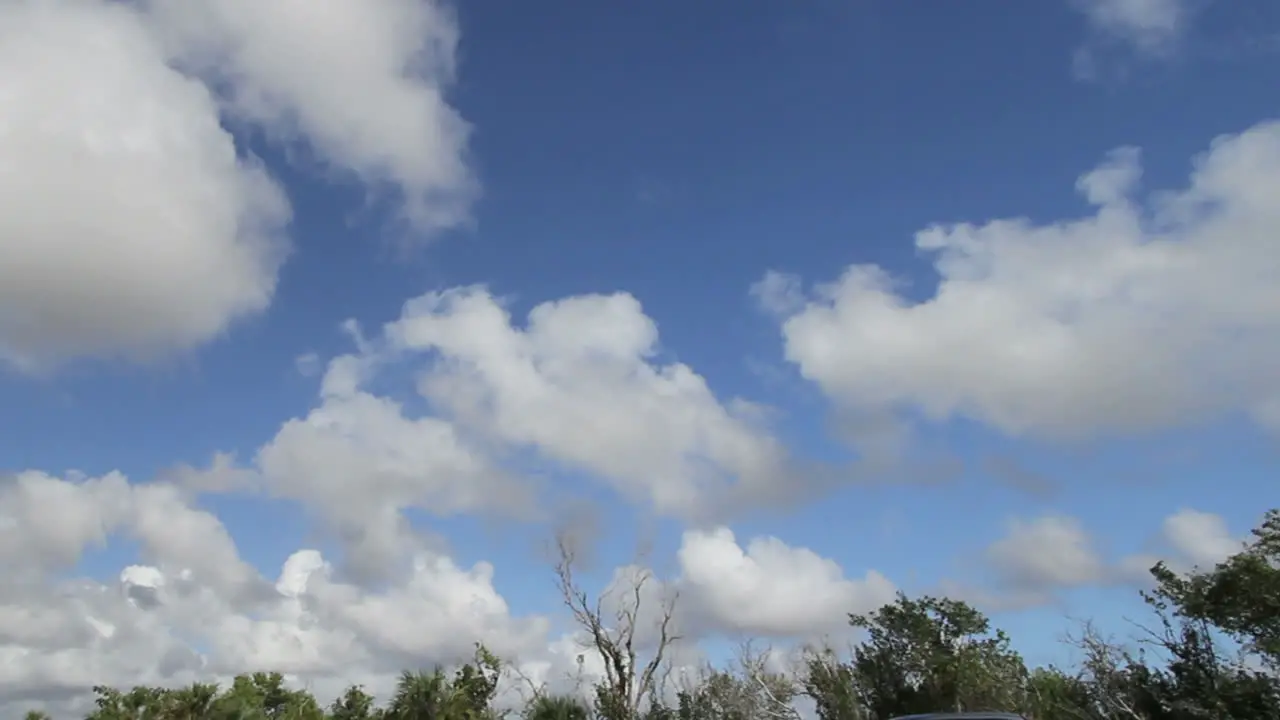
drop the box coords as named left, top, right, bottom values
left=553, top=531, right=681, bottom=720
left=691, top=640, right=803, bottom=720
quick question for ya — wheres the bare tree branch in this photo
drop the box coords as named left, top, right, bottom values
left=1064, top=620, right=1145, bottom=720
left=552, top=530, right=682, bottom=720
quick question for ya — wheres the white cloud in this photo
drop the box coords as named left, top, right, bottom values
left=383, top=286, right=795, bottom=519
left=0, top=470, right=557, bottom=717
left=752, top=272, right=807, bottom=318
left=139, top=0, right=476, bottom=235
left=254, top=385, right=531, bottom=578
left=213, top=548, right=549, bottom=677
left=1073, top=0, right=1192, bottom=53
left=985, top=516, right=1109, bottom=592
left=0, top=469, right=817, bottom=717
left=768, top=120, right=1280, bottom=442
left=0, top=0, right=478, bottom=373
left=0, top=0, right=290, bottom=372
left=677, top=527, right=896, bottom=637
left=168, top=284, right=802, bottom=581
left=1068, top=0, right=1203, bottom=80
left=1158, top=508, right=1242, bottom=569
left=2, top=470, right=1248, bottom=715
left=0, top=471, right=263, bottom=599
left=973, top=508, right=1244, bottom=606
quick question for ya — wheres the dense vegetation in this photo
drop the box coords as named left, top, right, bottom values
left=26, top=510, right=1278, bottom=720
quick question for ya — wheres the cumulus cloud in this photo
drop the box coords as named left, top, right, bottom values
left=0, top=0, right=290, bottom=372
left=139, top=0, right=476, bottom=234
left=766, top=120, right=1280, bottom=443
left=0, top=471, right=266, bottom=601
left=159, top=284, right=808, bottom=582
left=201, top=286, right=805, bottom=579
left=255, top=384, right=531, bottom=580
left=0, top=470, right=1247, bottom=714
left=383, top=286, right=796, bottom=518
left=677, top=528, right=896, bottom=637
left=1, top=469, right=854, bottom=717
left=0, top=470, right=557, bottom=716
left=0, top=0, right=478, bottom=373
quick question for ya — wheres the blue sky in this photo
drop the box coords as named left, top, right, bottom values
left=1, top=0, right=1279, bottom=707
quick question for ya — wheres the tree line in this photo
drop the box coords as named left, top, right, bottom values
left=26, top=509, right=1278, bottom=720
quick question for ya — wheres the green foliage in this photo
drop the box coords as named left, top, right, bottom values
left=71, top=647, right=498, bottom=720
left=592, top=681, right=631, bottom=720
left=329, top=685, right=380, bottom=720
left=801, top=509, right=1280, bottom=720
left=803, top=649, right=864, bottom=720
left=1148, top=509, right=1280, bottom=670
left=686, top=661, right=797, bottom=720
left=524, top=695, right=592, bottom=720
left=384, top=644, right=503, bottom=720
left=1023, top=666, right=1093, bottom=719
left=808, top=593, right=1029, bottom=718
left=23, top=510, right=1280, bottom=720
left=1122, top=507, right=1280, bottom=720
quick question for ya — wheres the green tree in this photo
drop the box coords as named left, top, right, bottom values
left=1024, top=665, right=1095, bottom=720
left=159, top=682, right=221, bottom=720
left=524, top=694, right=592, bottom=720
left=803, top=647, right=864, bottom=720
left=385, top=645, right=502, bottom=720
left=804, top=594, right=1028, bottom=720
left=1148, top=509, right=1280, bottom=670
left=451, top=645, right=503, bottom=720
left=41, top=508, right=1280, bottom=720
left=385, top=670, right=454, bottom=720
left=204, top=672, right=323, bottom=720
left=1128, top=509, right=1280, bottom=720
left=1026, top=508, right=1280, bottom=720
left=330, top=684, right=382, bottom=720
left=86, top=684, right=168, bottom=719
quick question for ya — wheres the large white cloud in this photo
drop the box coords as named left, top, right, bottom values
left=139, top=0, right=476, bottom=234
left=211, top=286, right=800, bottom=578
left=254, top=380, right=533, bottom=580
left=234, top=286, right=796, bottom=534
left=0, top=470, right=558, bottom=717
left=0, top=469, right=856, bottom=717
left=0, top=0, right=290, bottom=371
left=0, top=471, right=261, bottom=599
left=383, top=287, right=796, bottom=519
left=0, top=468, right=1248, bottom=716
left=0, top=0, right=477, bottom=373
left=765, top=120, right=1280, bottom=442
